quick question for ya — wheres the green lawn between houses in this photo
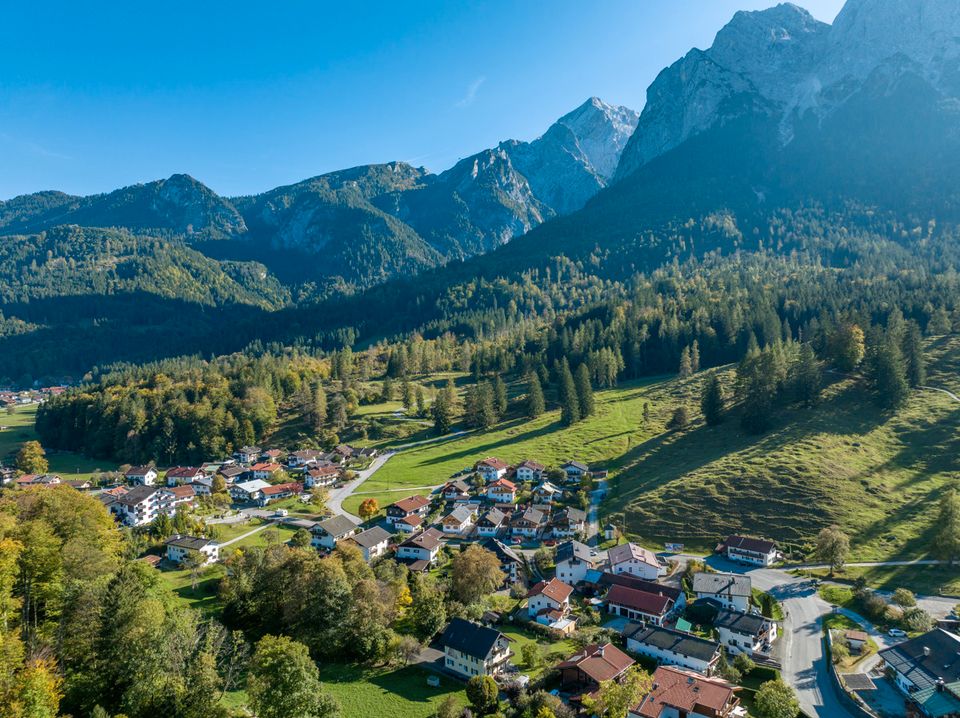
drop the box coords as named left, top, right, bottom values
left=800, top=564, right=960, bottom=598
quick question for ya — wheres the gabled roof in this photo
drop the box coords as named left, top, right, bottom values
left=632, top=666, right=737, bottom=718
left=527, top=577, right=573, bottom=603
left=599, top=572, right=682, bottom=601
left=725, top=534, right=777, bottom=554
left=561, top=460, right=589, bottom=471
left=481, top=537, right=522, bottom=565
left=713, top=608, right=769, bottom=636
left=517, top=459, right=545, bottom=471
left=166, top=466, right=203, bottom=478
left=349, top=525, right=392, bottom=549
left=260, top=481, right=302, bottom=496
left=880, top=628, right=960, bottom=691
left=556, top=507, right=587, bottom=523
left=391, top=495, right=431, bottom=513
left=489, top=478, right=517, bottom=491
left=401, top=527, right=444, bottom=551
left=477, top=457, right=509, bottom=470
left=398, top=514, right=423, bottom=527
left=556, top=540, right=596, bottom=565
left=534, top=481, right=562, bottom=494
left=692, top=572, right=752, bottom=598
left=250, top=462, right=281, bottom=472
left=443, top=479, right=471, bottom=492
left=125, top=465, right=156, bottom=476
left=165, top=535, right=217, bottom=550
left=515, top=507, right=545, bottom=525
left=558, top=643, right=634, bottom=684
left=315, top=514, right=357, bottom=537
left=479, top=508, right=506, bottom=526
left=607, top=584, right=673, bottom=616
left=440, top=618, right=507, bottom=660
left=608, top=542, right=660, bottom=569
left=161, top=485, right=196, bottom=499
left=624, top=624, right=720, bottom=662
left=443, top=506, right=474, bottom=524
left=116, top=485, right=159, bottom=506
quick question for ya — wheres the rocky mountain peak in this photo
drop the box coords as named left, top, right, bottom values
left=555, top=97, right=640, bottom=180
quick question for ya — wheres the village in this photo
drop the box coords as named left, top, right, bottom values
left=7, top=440, right=956, bottom=718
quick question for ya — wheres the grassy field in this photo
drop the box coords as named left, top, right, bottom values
left=348, top=337, right=960, bottom=560
left=805, top=564, right=960, bottom=597
left=0, top=404, right=118, bottom=480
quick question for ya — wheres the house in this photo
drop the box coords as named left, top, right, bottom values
left=14, top=474, right=61, bottom=488
left=343, top=525, right=391, bottom=562
left=880, top=629, right=960, bottom=714
left=157, top=485, right=196, bottom=516
left=333, top=444, right=355, bottom=460
left=125, top=465, right=158, bottom=486
left=556, top=540, right=602, bottom=585
left=397, top=528, right=444, bottom=566
left=527, top=577, right=574, bottom=628
left=65, top=479, right=93, bottom=490
left=199, top=462, right=222, bottom=476
left=515, top=459, right=545, bottom=483
left=258, top=481, right=302, bottom=505
left=219, top=465, right=246, bottom=483
left=692, top=573, right=752, bottom=613
left=441, top=479, right=472, bottom=501
left=845, top=630, right=868, bottom=654
left=560, top=460, right=590, bottom=480
left=165, top=535, right=219, bottom=565
left=476, top=508, right=508, bottom=537
left=165, top=466, right=204, bottom=486
left=441, top=506, right=475, bottom=535
left=598, top=573, right=686, bottom=615
left=604, top=523, right=618, bottom=541
left=111, top=485, right=162, bottom=526
left=713, top=608, right=778, bottom=657
left=475, top=457, right=509, bottom=482
left=262, top=448, right=284, bottom=462
left=532, top=480, right=563, bottom=504
left=386, top=495, right=432, bottom=526
left=229, top=479, right=271, bottom=503
left=480, top=537, right=523, bottom=583
left=624, top=624, right=722, bottom=675
left=552, top=507, right=587, bottom=538
left=606, top=584, right=675, bottom=625
left=250, top=462, right=282, bottom=481
left=235, top=446, right=262, bottom=464
left=629, top=666, right=742, bottom=718
left=288, top=449, right=328, bottom=467
left=394, top=514, right=424, bottom=534
left=512, top=507, right=546, bottom=538
left=440, top=618, right=513, bottom=679
left=310, top=515, right=358, bottom=549
left=722, top=535, right=778, bottom=567
left=559, top=643, right=635, bottom=702
left=189, top=476, right=213, bottom=495
left=304, top=465, right=340, bottom=488
left=486, top=478, right=517, bottom=503
left=608, top=542, right=664, bottom=580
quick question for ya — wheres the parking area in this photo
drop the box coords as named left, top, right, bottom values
left=852, top=675, right=908, bottom=718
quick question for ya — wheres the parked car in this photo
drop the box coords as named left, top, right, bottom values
left=275, top=508, right=289, bottom=517
left=888, top=628, right=907, bottom=638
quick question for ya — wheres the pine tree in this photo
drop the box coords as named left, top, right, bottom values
left=492, top=375, right=508, bottom=418
left=791, top=343, right=822, bottom=407
left=700, top=374, right=725, bottom=426
left=558, top=360, right=580, bottom=426
left=934, top=489, right=960, bottom=565
left=904, top=322, right=926, bottom=387
left=312, top=381, right=327, bottom=431
left=678, top=347, right=692, bottom=379
left=401, top=379, right=415, bottom=410
left=432, top=391, right=452, bottom=435
left=574, top=363, right=595, bottom=418
left=526, top=373, right=545, bottom=419
left=381, top=377, right=394, bottom=402
left=415, top=386, right=427, bottom=416
left=871, top=335, right=909, bottom=410
left=690, top=340, right=700, bottom=373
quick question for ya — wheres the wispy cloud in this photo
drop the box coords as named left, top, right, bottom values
left=455, top=76, right=486, bottom=108
left=0, top=132, right=72, bottom=161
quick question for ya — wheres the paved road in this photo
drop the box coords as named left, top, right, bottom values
left=326, top=453, right=393, bottom=521
left=586, top=476, right=607, bottom=544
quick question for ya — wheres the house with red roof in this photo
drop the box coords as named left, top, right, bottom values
left=257, top=482, right=302, bottom=506
left=486, top=478, right=517, bottom=503
left=606, top=584, right=675, bottom=625
left=475, top=457, right=509, bottom=482
left=629, top=666, right=741, bottom=718
left=164, top=466, right=204, bottom=486
left=386, top=495, right=432, bottom=526
left=528, top=577, right=577, bottom=634
left=250, top=462, right=282, bottom=481
left=608, top=542, right=664, bottom=580
left=559, top=643, right=635, bottom=703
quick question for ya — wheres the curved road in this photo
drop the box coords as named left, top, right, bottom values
left=327, top=453, right=393, bottom=522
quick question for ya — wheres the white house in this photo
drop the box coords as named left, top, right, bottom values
left=527, top=577, right=573, bottom=624
left=515, top=459, right=545, bottom=483
left=608, top=542, right=664, bottom=580
left=879, top=629, right=960, bottom=700
left=555, top=540, right=602, bottom=585
left=560, top=460, right=589, bottom=481
left=440, top=618, right=513, bottom=679
left=551, top=507, right=587, bottom=538
left=386, top=495, right=432, bottom=526
left=235, top=446, right=261, bottom=464
left=250, top=462, right=282, bottom=481
left=532, top=480, right=563, bottom=504
left=476, top=508, right=508, bottom=537
left=125, top=465, right=158, bottom=486
left=343, top=526, right=391, bottom=562
left=713, top=608, right=778, bottom=657
left=722, top=535, right=778, bottom=567
left=480, top=538, right=523, bottom=583
left=486, top=478, right=517, bottom=503
left=165, top=466, right=204, bottom=486
left=692, top=573, right=752, bottom=613
left=229, top=479, right=271, bottom=503
left=624, top=624, right=721, bottom=676
left=441, top=506, right=475, bottom=535
left=111, top=485, right=162, bottom=527
left=165, top=535, right=219, bottom=565
left=475, top=457, right=509, bottom=482
left=512, top=507, right=546, bottom=538
left=606, top=584, right=675, bottom=625
left=304, top=465, right=339, bottom=488
left=310, top=514, right=357, bottom=549
left=397, top=528, right=444, bottom=566
left=157, top=485, right=196, bottom=516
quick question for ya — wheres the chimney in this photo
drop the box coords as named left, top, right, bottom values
left=925, top=646, right=932, bottom=657
left=938, top=678, right=946, bottom=692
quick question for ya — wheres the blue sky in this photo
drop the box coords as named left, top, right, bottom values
left=0, top=0, right=844, bottom=199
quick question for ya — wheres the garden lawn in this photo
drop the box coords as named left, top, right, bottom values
left=498, top=625, right=578, bottom=680
left=320, top=664, right=465, bottom=718
left=808, top=565, right=960, bottom=598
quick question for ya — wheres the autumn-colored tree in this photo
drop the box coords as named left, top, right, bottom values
left=450, top=545, right=503, bottom=605
left=16, top=441, right=48, bottom=475
left=358, top=498, right=379, bottom=522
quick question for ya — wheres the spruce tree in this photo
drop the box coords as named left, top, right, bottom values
left=381, top=377, right=394, bottom=402
left=432, top=391, right=451, bottom=435
left=691, top=340, right=701, bottom=373
left=492, top=375, right=508, bottom=417
left=312, top=381, right=327, bottom=431
left=700, top=374, right=725, bottom=426
left=792, top=343, right=822, bottom=407
left=871, top=335, right=909, bottom=410
left=574, top=363, right=595, bottom=418
left=558, top=360, right=580, bottom=426
left=526, top=372, right=545, bottom=419
left=904, top=322, right=926, bottom=387
left=678, top=347, right=692, bottom=379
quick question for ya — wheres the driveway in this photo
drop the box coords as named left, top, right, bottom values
left=326, top=452, right=392, bottom=521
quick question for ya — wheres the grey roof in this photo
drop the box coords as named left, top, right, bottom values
left=692, top=572, right=752, bottom=598
left=165, top=535, right=216, bottom=550
left=349, top=525, right=391, bottom=549
left=713, top=608, right=769, bottom=636
left=481, top=537, right=522, bottom=565
left=556, top=540, right=595, bottom=564
left=440, top=618, right=506, bottom=660
left=624, top=624, right=720, bottom=662
left=479, top=508, right=506, bottom=526
left=315, top=514, right=358, bottom=537
left=562, top=460, right=589, bottom=471
left=445, top=506, right=474, bottom=524
left=558, top=507, right=587, bottom=523
left=880, top=629, right=960, bottom=691
left=116, top=485, right=158, bottom=506
left=518, top=507, right=545, bottom=524
left=401, top=528, right=444, bottom=551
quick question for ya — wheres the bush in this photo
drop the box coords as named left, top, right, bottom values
left=892, top=588, right=917, bottom=608
left=902, top=607, right=933, bottom=633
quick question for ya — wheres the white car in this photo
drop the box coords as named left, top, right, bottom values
left=274, top=508, right=289, bottom=517
left=888, top=628, right=907, bottom=638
